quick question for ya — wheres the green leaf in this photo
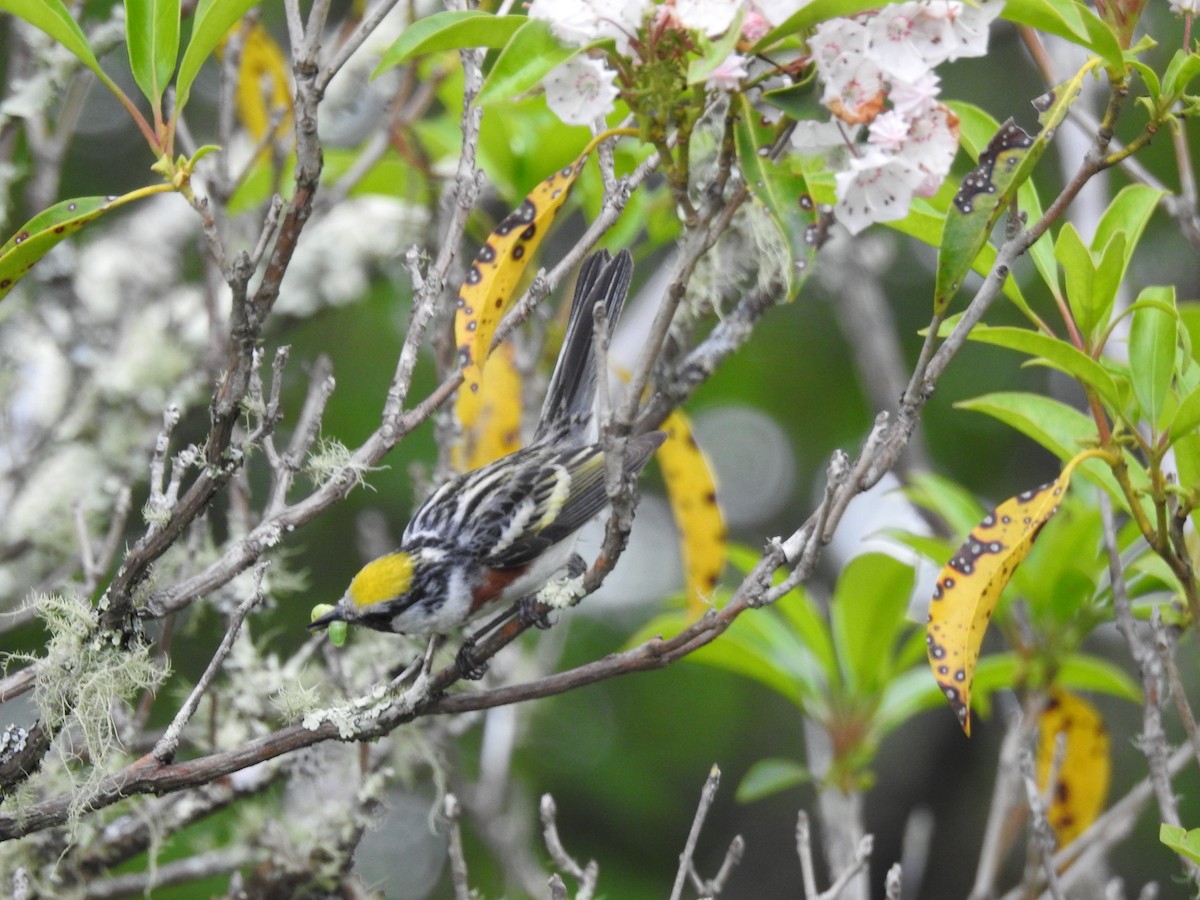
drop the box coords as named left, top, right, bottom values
left=831, top=553, right=914, bottom=694
left=1174, top=431, right=1200, bottom=532
left=175, top=0, right=261, bottom=115
left=735, top=758, right=810, bottom=803
left=0, top=186, right=169, bottom=302
left=631, top=607, right=828, bottom=711
left=956, top=391, right=1145, bottom=510
left=775, top=585, right=838, bottom=684
left=876, top=666, right=951, bottom=734
left=0, top=0, right=126, bottom=97
left=1163, top=48, right=1200, bottom=104
left=734, top=94, right=826, bottom=300
left=904, top=471, right=987, bottom=537
left=1092, top=184, right=1163, bottom=263
left=957, top=391, right=1092, bottom=459
left=125, top=0, right=181, bottom=108
left=1169, top=383, right=1200, bottom=445
left=1088, top=230, right=1125, bottom=339
left=967, top=324, right=1121, bottom=409
left=478, top=18, right=583, bottom=106
left=1055, top=223, right=1095, bottom=332
left=1002, top=0, right=1122, bottom=71
left=1161, top=824, right=1200, bottom=866
left=1128, top=287, right=1177, bottom=430
left=888, top=197, right=1030, bottom=315
left=1130, top=61, right=1162, bottom=105
left=374, top=11, right=527, bottom=76
left=1058, top=654, right=1142, bottom=702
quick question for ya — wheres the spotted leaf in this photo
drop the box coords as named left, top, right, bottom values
left=0, top=185, right=170, bottom=302
left=454, top=156, right=587, bottom=429
left=1036, top=688, right=1110, bottom=847
left=926, top=453, right=1098, bottom=735
left=452, top=342, right=523, bottom=472
left=658, top=410, right=726, bottom=616
left=934, top=59, right=1099, bottom=313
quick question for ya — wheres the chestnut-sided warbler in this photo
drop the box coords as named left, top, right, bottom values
left=309, top=250, right=663, bottom=639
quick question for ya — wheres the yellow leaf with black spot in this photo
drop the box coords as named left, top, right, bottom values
left=658, top=410, right=726, bottom=617
left=454, top=156, right=588, bottom=429
left=1036, top=689, right=1110, bottom=847
left=452, top=342, right=523, bottom=472
left=453, top=128, right=636, bottom=430
left=220, top=23, right=293, bottom=143
left=926, top=449, right=1105, bottom=736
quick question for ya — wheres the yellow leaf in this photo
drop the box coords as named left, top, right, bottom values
left=454, top=157, right=586, bottom=428
left=452, top=343, right=523, bottom=472
left=925, top=449, right=1108, bottom=735
left=658, top=410, right=726, bottom=616
left=220, top=24, right=293, bottom=143
left=1036, top=689, right=1110, bottom=847
left=453, top=128, right=636, bottom=428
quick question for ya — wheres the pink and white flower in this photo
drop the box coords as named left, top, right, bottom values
left=834, top=150, right=923, bottom=234
left=528, top=0, right=650, bottom=55
left=543, top=55, right=620, bottom=125
left=706, top=52, right=751, bottom=91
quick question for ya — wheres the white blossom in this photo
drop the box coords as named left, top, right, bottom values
left=867, top=110, right=912, bottom=152
left=543, top=55, right=621, bottom=126
left=1171, top=0, right=1200, bottom=13
left=900, top=103, right=960, bottom=194
left=941, top=0, right=1005, bottom=60
left=529, top=0, right=650, bottom=55
left=706, top=52, right=751, bottom=91
left=674, top=0, right=742, bottom=36
left=888, top=69, right=941, bottom=118
left=834, top=150, right=922, bottom=234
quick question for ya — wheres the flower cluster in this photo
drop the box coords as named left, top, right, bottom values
left=528, top=0, right=808, bottom=124
left=527, top=0, right=1003, bottom=236
left=803, top=0, right=1002, bottom=234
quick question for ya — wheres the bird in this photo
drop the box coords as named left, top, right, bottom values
left=309, top=249, right=664, bottom=648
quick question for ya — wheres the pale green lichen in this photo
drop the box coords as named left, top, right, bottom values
left=272, top=679, right=323, bottom=723
left=18, top=593, right=168, bottom=830
left=305, top=437, right=382, bottom=490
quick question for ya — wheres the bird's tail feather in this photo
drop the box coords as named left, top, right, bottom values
left=536, top=249, right=633, bottom=440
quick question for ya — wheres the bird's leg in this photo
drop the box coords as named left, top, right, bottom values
left=454, top=635, right=489, bottom=680
left=565, top=552, right=587, bottom=578
left=515, top=595, right=553, bottom=630
left=386, top=634, right=442, bottom=691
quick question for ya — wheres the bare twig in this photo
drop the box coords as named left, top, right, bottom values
left=670, top=766, right=721, bottom=900
left=884, top=864, right=902, bottom=900
left=970, top=699, right=1040, bottom=899
left=1102, top=494, right=1200, bottom=887
left=797, top=811, right=821, bottom=900
left=1019, top=748, right=1066, bottom=900
left=83, top=847, right=255, bottom=899
left=689, top=834, right=744, bottom=897
left=541, top=794, right=599, bottom=900
left=445, top=793, right=471, bottom=900
left=152, top=566, right=267, bottom=764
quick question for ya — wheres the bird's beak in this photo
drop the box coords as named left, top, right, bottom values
left=308, top=605, right=345, bottom=630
